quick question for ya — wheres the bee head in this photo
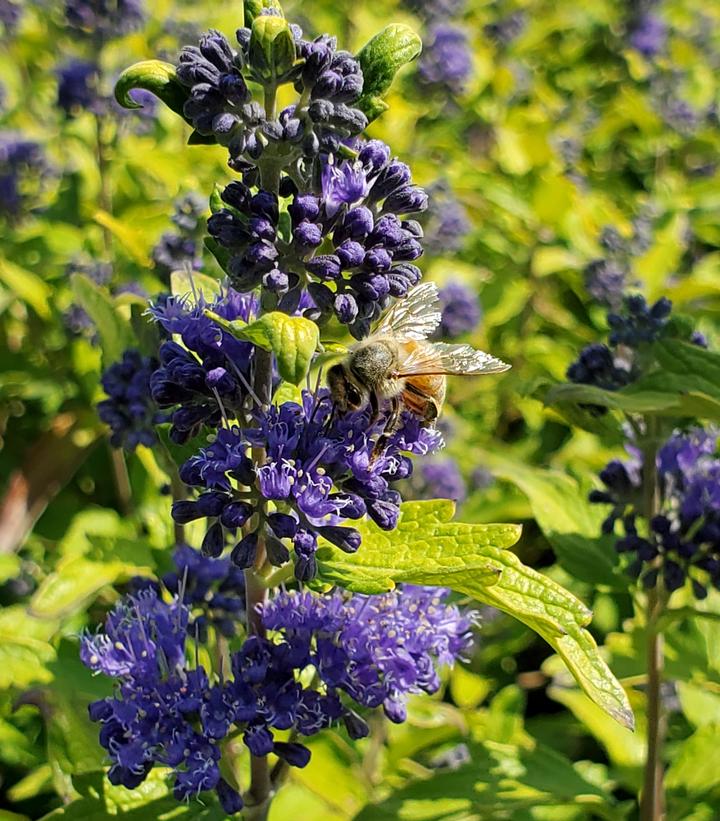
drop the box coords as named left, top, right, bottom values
left=327, top=362, right=367, bottom=412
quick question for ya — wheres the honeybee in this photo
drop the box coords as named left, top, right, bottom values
left=327, top=283, right=510, bottom=437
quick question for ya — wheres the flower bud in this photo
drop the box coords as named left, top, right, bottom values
left=201, top=522, right=225, bottom=558
left=231, top=531, right=259, bottom=568
left=248, top=15, right=297, bottom=84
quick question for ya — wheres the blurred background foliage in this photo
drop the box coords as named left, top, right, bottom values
left=1, top=0, right=720, bottom=818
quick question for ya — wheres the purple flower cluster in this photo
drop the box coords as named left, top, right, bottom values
left=403, top=0, right=466, bottom=23
left=57, top=61, right=100, bottom=116
left=81, top=589, right=245, bottom=813
left=591, top=429, right=720, bottom=596
left=0, top=0, right=21, bottom=34
left=484, top=12, right=526, bottom=46
left=82, top=583, right=472, bottom=812
left=148, top=285, right=257, bottom=443
left=131, top=544, right=246, bottom=640
left=208, top=140, right=428, bottom=338
left=436, top=282, right=482, bottom=339
left=173, top=389, right=443, bottom=580
left=422, top=181, right=470, bottom=255
left=65, top=0, right=145, bottom=41
left=418, top=459, right=467, bottom=502
left=98, top=349, right=164, bottom=450
left=584, top=259, right=627, bottom=309
left=628, top=13, right=667, bottom=58
left=152, top=193, right=206, bottom=280
left=176, top=25, right=366, bottom=162
left=567, top=295, right=704, bottom=393
left=418, top=25, right=472, bottom=94
left=262, top=586, right=474, bottom=723
left=0, top=132, right=46, bottom=219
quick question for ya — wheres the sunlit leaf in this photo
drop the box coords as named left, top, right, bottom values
left=318, top=500, right=634, bottom=728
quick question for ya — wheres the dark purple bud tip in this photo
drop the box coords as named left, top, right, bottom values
left=343, top=711, right=370, bottom=739
left=231, top=531, right=259, bottom=568
left=201, top=522, right=225, bottom=558
left=273, top=741, right=311, bottom=768
left=265, top=533, right=290, bottom=566
left=318, top=526, right=361, bottom=553
left=196, top=491, right=229, bottom=517
left=267, top=512, right=298, bottom=538
left=171, top=500, right=203, bottom=524
left=650, top=297, right=672, bottom=320
left=244, top=725, right=274, bottom=756
left=88, top=699, right=112, bottom=722
left=220, top=501, right=254, bottom=529
left=216, top=779, right=243, bottom=815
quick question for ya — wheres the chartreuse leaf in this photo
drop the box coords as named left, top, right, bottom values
left=114, top=60, right=189, bottom=118
left=481, top=455, right=622, bottom=588
left=0, top=607, right=56, bottom=690
left=356, top=25, right=422, bottom=121
left=69, top=274, right=133, bottom=368
left=92, top=211, right=151, bottom=267
left=29, top=556, right=150, bottom=620
left=207, top=310, right=319, bottom=385
left=666, top=724, right=720, bottom=795
left=170, top=269, right=222, bottom=303
left=0, top=257, right=53, bottom=318
left=248, top=14, right=296, bottom=84
left=317, top=500, right=634, bottom=729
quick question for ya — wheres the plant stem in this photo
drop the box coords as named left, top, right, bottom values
left=642, top=587, right=665, bottom=821
left=95, top=112, right=114, bottom=255
left=640, top=417, right=666, bottom=821
left=244, top=341, right=274, bottom=814
left=264, top=83, right=277, bottom=120
left=109, top=445, right=132, bottom=516
left=155, top=440, right=186, bottom=544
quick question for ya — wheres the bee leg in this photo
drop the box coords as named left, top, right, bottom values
left=368, top=389, right=381, bottom=426
left=371, top=396, right=402, bottom=462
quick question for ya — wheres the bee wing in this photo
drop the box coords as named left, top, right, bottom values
left=397, top=342, right=511, bottom=377
left=373, top=282, right=442, bottom=341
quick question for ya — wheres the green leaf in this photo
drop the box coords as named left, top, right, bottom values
left=207, top=310, right=319, bottom=385
left=545, top=381, right=685, bottom=416
left=0, top=555, right=20, bottom=584
left=354, top=741, right=620, bottom=821
left=170, top=269, right=223, bottom=303
left=666, top=724, right=720, bottom=795
left=356, top=25, right=422, bottom=121
left=0, top=612, right=55, bottom=689
left=208, top=184, right=224, bottom=214
left=92, top=211, right=151, bottom=267
left=69, top=274, right=133, bottom=367
left=629, top=339, right=720, bottom=422
left=7, top=764, right=53, bottom=804
left=0, top=258, right=53, bottom=318
left=203, top=236, right=231, bottom=274
left=318, top=500, right=634, bottom=729
left=483, top=456, right=622, bottom=588
left=30, top=553, right=152, bottom=620
left=547, top=683, right=645, bottom=771
left=546, top=340, right=720, bottom=424
left=114, top=60, right=189, bottom=119
left=317, top=500, right=515, bottom=593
